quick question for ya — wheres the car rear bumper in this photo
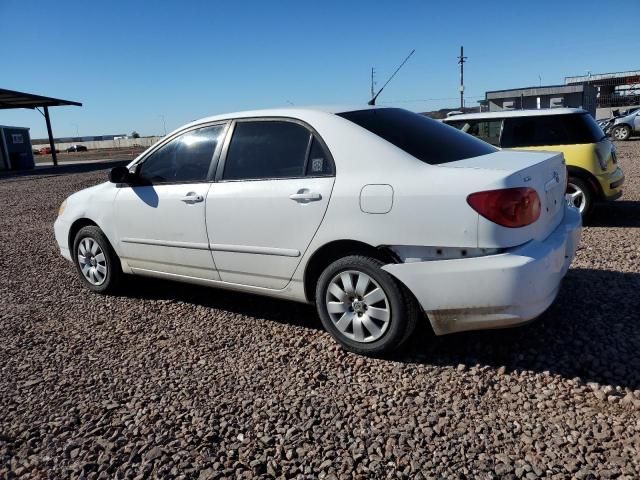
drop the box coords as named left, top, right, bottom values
left=382, top=205, right=582, bottom=335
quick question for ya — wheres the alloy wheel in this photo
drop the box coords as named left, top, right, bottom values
left=566, top=182, right=586, bottom=213
left=77, top=237, right=107, bottom=285
left=325, top=270, right=391, bottom=343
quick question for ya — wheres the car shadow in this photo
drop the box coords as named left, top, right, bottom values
left=400, top=267, right=640, bottom=390
left=0, top=160, right=128, bottom=181
left=120, top=267, right=640, bottom=390
left=588, top=200, right=640, bottom=228
left=120, top=275, right=322, bottom=331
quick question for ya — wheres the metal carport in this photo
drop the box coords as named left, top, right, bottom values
left=0, top=88, right=82, bottom=166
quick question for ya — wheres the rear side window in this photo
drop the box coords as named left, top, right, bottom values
left=338, top=108, right=497, bottom=165
left=446, top=119, right=503, bottom=146
left=138, top=125, right=224, bottom=183
left=223, top=121, right=311, bottom=180
left=501, top=113, right=605, bottom=148
left=306, top=137, right=333, bottom=176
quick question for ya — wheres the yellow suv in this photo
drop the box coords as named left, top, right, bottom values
left=444, top=108, right=624, bottom=217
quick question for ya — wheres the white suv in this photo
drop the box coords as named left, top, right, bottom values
left=55, top=106, right=581, bottom=355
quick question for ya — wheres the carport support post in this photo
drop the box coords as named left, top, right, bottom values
left=43, top=106, right=58, bottom=166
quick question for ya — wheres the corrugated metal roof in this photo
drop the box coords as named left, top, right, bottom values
left=0, top=88, right=82, bottom=109
left=565, top=70, right=640, bottom=84
left=486, top=84, right=586, bottom=99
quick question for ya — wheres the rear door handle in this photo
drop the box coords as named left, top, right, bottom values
left=289, top=189, right=322, bottom=203
left=180, top=193, right=204, bottom=203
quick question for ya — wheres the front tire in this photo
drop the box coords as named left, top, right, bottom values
left=612, top=124, right=631, bottom=141
left=73, top=225, right=122, bottom=294
left=566, top=177, right=593, bottom=218
left=315, top=255, right=419, bottom=356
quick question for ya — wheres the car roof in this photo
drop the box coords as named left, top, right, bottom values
left=443, top=108, right=587, bottom=121
left=182, top=105, right=381, bottom=128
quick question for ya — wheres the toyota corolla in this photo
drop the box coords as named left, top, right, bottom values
left=54, top=106, right=581, bottom=355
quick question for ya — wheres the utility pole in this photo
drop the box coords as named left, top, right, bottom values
left=370, top=67, right=376, bottom=100
left=458, top=46, right=467, bottom=110
left=159, top=114, right=167, bottom=136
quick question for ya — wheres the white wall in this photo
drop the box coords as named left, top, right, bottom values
left=32, top=136, right=163, bottom=151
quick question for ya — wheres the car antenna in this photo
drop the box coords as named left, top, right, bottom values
left=368, top=49, right=415, bottom=106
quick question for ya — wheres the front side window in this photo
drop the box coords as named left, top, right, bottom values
left=223, top=121, right=312, bottom=180
left=447, top=119, right=503, bottom=146
left=138, top=125, right=225, bottom=183
left=501, top=113, right=605, bottom=148
left=338, top=108, right=497, bottom=165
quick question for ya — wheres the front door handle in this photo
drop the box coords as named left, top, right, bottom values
left=289, top=189, right=322, bottom=203
left=181, top=193, right=204, bottom=203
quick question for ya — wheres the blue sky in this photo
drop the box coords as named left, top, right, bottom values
left=1, top=0, right=638, bottom=138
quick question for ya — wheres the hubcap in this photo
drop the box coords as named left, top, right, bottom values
left=77, top=237, right=107, bottom=286
left=614, top=128, right=628, bottom=140
left=325, top=270, right=391, bottom=343
left=566, top=183, right=586, bottom=213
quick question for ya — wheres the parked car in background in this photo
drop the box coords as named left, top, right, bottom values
left=54, top=106, right=581, bottom=355
left=39, top=146, right=60, bottom=155
left=444, top=109, right=625, bottom=217
left=66, top=144, right=88, bottom=152
left=608, top=108, right=640, bottom=141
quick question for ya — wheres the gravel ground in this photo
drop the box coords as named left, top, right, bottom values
left=1, top=143, right=639, bottom=479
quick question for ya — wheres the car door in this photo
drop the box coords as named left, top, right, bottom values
left=206, top=119, right=335, bottom=289
left=113, top=123, right=227, bottom=280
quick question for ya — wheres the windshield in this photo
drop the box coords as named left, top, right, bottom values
left=501, top=113, right=606, bottom=148
left=337, top=108, right=497, bottom=165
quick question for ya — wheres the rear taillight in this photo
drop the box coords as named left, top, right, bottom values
left=467, top=187, right=541, bottom=228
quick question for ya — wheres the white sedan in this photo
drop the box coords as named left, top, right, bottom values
left=54, top=106, right=581, bottom=355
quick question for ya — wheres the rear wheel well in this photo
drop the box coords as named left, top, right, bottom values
left=567, top=166, right=602, bottom=199
left=68, top=219, right=99, bottom=252
left=303, top=240, right=397, bottom=302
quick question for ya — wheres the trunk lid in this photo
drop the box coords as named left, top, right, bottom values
left=442, top=150, right=567, bottom=247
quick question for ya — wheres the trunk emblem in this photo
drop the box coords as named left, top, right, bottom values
left=553, top=171, right=560, bottom=183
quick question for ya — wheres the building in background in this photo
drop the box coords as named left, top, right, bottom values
left=565, top=69, right=640, bottom=119
left=483, top=84, right=597, bottom=117
left=0, top=126, right=34, bottom=170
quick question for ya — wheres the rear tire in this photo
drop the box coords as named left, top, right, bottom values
left=612, top=124, right=631, bottom=141
left=73, top=226, right=122, bottom=294
left=566, top=177, right=593, bottom=218
left=315, top=255, right=419, bottom=356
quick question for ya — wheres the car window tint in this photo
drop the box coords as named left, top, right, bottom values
left=138, top=125, right=224, bottom=183
left=306, top=136, right=333, bottom=176
left=501, top=113, right=605, bottom=148
left=223, top=121, right=311, bottom=180
left=338, top=108, right=497, bottom=165
left=447, top=119, right=503, bottom=146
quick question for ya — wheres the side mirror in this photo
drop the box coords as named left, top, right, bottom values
left=109, top=166, right=132, bottom=183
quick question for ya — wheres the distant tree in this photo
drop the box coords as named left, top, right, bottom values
left=131, top=131, right=140, bottom=138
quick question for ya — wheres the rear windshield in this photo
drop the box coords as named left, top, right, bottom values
left=337, top=108, right=497, bottom=165
left=501, top=113, right=605, bottom=148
